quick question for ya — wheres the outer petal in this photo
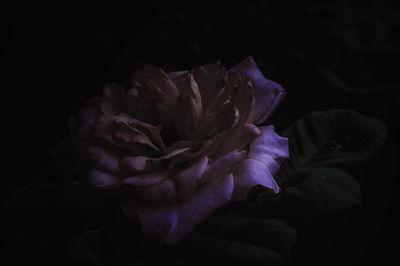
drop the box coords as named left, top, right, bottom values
left=131, top=64, right=180, bottom=106
left=100, top=83, right=124, bottom=115
left=68, top=97, right=101, bottom=155
left=76, top=97, right=101, bottom=125
left=122, top=171, right=169, bottom=186
left=87, top=168, right=122, bottom=189
left=174, top=156, right=209, bottom=200
left=232, top=159, right=280, bottom=201
left=133, top=177, right=176, bottom=201
left=191, top=64, right=225, bottom=112
left=211, top=124, right=261, bottom=159
left=200, top=151, right=246, bottom=185
left=93, top=114, right=160, bottom=156
left=122, top=173, right=234, bottom=244
left=248, top=125, right=289, bottom=175
left=228, top=56, right=286, bottom=124
left=86, top=145, right=121, bottom=174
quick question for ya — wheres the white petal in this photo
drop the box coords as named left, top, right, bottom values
left=228, top=56, right=286, bottom=124
left=232, top=159, right=279, bottom=201
left=87, top=168, right=121, bottom=189
left=248, top=125, right=289, bottom=175
left=174, top=156, right=209, bottom=199
left=200, top=151, right=246, bottom=184
left=122, top=173, right=234, bottom=244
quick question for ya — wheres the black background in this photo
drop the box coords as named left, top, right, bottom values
left=3, top=1, right=399, bottom=265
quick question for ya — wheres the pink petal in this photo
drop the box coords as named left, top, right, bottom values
left=182, top=73, right=203, bottom=134
left=248, top=125, right=289, bottom=175
left=93, top=114, right=160, bottom=156
left=121, top=87, right=140, bottom=116
left=232, top=159, right=279, bottom=201
left=131, top=65, right=180, bottom=106
left=190, top=105, right=237, bottom=141
left=232, top=79, right=254, bottom=125
left=191, top=65, right=225, bottom=113
left=87, top=146, right=121, bottom=174
left=121, top=147, right=193, bottom=174
left=77, top=97, right=101, bottom=123
left=200, top=151, right=246, bottom=185
left=122, top=171, right=169, bottom=186
left=211, top=123, right=261, bottom=159
left=122, top=173, right=234, bottom=244
left=122, top=200, right=177, bottom=241
left=228, top=56, right=286, bottom=124
left=87, top=168, right=122, bottom=189
left=174, top=156, right=208, bottom=200
left=168, top=173, right=234, bottom=244
left=123, top=117, right=165, bottom=148
left=120, top=156, right=155, bottom=174
left=168, top=70, right=189, bottom=80
left=170, top=137, right=217, bottom=167
left=68, top=98, right=101, bottom=154
left=133, top=177, right=176, bottom=201
left=100, top=83, right=124, bottom=115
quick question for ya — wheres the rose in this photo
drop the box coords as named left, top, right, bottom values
left=52, top=56, right=289, bottom=244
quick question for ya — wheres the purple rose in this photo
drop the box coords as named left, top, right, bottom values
left=52, top=56, right=289, bottom=244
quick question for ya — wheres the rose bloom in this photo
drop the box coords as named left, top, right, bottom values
left=53, top=56, right=289, bottom=244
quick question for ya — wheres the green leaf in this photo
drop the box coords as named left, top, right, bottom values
left=276, top=109, right=387, bottom=185
left=180, top=233, right=284, bottom=266
left=199, top=217, right=296, bottom=257
left=249, top=167, right=362, bottom=222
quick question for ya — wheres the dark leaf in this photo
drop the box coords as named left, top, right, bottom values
left=199, top=216, right=296, bottom=257
left=179, top=233, right=284, bottom=266
left=67, top=231, right=102, bottom=266
left=276, top=109, right=387, bottom=185
left=249, top=167, right=362, bottom=223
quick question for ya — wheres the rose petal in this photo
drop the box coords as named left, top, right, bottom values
left=202, top=61, right=222, bottom=73
left=123, top=201, right=177, bottom=241
left=191, top=65, right=225, bottom=112
left=68, top=98, right=101, bottom=154
left=133, top=177, right=176, bottom=201
left=168, top=173, right=233, bottom=243
left=122, top=173, right=234, bottom=244
left=113, top=119, right=160, bottom=151
left=93, top=114, right=160, bottom=156
left=87, top=145, right=121, bottom=173
left=171, top=137, right=217, bottom=167
left=211, top=124, right=261, bottom=159
left=122, top=171, right=169, bottom=186
left=190, top=105, right=237, bottom=141
left=77, top=97, right=101, bottom=123
left=119, top=116, right=165, bottom=148
left=88, top=168, right=122, bottom=189
left=228, top=56, right=286, bottom=124
left=233, top=79, right=254, bottom=125
left=248, top=125, right=289, bottom=175
left=120, top=146, right=191, bottom=175
left=172, top=72, right=203, bottom=137
left=174, top=156, right=208, bottom=199
left=100, top=83, right=124, bottom=115
left=232, top=159, right=280, bottom=201
left=121, top=156, right=156, bottom=173
left=131, top=64, right=180, bottom=106
left=200, top=151, right=246, bottom=185
left=183, top=73, right=203, bottom=134
left=121, top=87, right=140, bottom=116
left=168, top=70, right=189, bottom=80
